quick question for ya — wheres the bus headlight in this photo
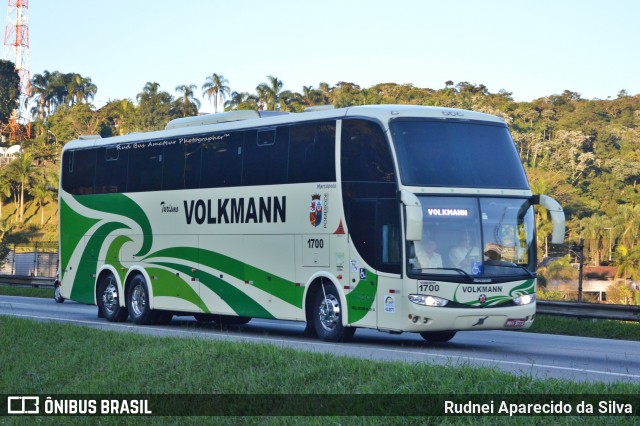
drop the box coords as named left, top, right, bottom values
left=513, top=293, right=536, bottom=306
left=409, top=294, right=449, bottom=307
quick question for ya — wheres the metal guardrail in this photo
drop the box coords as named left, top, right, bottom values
left=0, top=276, right=638, bottom=322
left=0, top=274, right=56, bottom=288
left=537, top=300, right=640, bottom=322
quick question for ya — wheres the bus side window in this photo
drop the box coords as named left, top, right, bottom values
left=200, top=131, right=243, bottom=188
left=341, top=119, right=395, bottom=183
left=242, top=127, right=289, bottom=186
left=96, top=146, right=128, bottom=193
left=348, top=199, right=401, bottom=274
left=162, top=141, right=187, bottom=190
left=67, top=149, right=97, bottom=195
left=288, top=122, right=336, bottom=183
left=127, top=144, right=163, bottom=192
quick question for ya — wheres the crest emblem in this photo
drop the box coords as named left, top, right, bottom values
left=309, top=194, right=323, bottom=227
left=478, top=294, right=487, bottom=304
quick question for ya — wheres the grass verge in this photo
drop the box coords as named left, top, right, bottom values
left=0, top=285, right=52, bottom=298
left=0, top=316, right=639, bottom=425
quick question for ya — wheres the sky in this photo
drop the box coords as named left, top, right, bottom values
left=3, top=0, right=639, bottom=113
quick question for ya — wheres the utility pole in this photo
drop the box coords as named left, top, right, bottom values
left=572, top=239, right=585, bottom=303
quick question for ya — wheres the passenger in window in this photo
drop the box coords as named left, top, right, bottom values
left=415, top=239, right=443, bottom=269
left=449, top=235, right=481, bottom=270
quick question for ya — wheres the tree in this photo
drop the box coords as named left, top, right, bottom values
left=135, top=82, right=175, bottom=131
left=256, top=75, right=283, bottom=111
left=0, top=169, right=11, bottom=220
left=202, top=73, right=230, bottom=113
left=28, top=170, right=55, bottom=227
left=223, top=91, right=255, bottom=111
left=0, top=60, right=21, bottom=126
left=97, top=99, right=136, bottom=136
left=30, top=70, right=51, bottom=120
left=174, top=84, right=200, bottom=117
left=606, top=281, right=636, bottom=305
left=67, top=74, right=97, bottom=105
left=5, top=153, right=34, bottom=222
left=538, top=255, right=578, bottom=286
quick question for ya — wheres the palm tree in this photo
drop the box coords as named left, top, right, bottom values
left=47, top=71, right=69, bottom=112
left=0, top=171, right=10, bottom=220
left=258, top=75, right=283, bottom=111
left=615, top=204, right=640, bottom=250
left=317, top=82, right=333, bottom=104
left=137, top=82, right=161, bottom=103
left=223, top=91, right=254, bottom=111
left=68, top=74, right=97, bottom=105
left=30, top=71, right=52, bottom=120
left=5, top=153, right=34, bottom=222
left=615, top=244, right=640, bottom=283
left=202, top=73, right=230, bottom=113
left=28, top=172, right=53, bottom=227
left=175, top=84, right=201, bottom=117
left=579, top=214, right=609, bottom=266
left=254, top=84, right=269, bottom=111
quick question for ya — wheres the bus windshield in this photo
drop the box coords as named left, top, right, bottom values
left=390, top=119, right=529, bottom=189
left=409, top=196, right=535, bottom=279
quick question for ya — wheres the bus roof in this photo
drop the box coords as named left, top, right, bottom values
left=62, top=105, right=506, bottom=151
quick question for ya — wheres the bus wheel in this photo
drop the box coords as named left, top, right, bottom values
left=313, top=284, right=355, bottom=342
left=420, top=331, right=457, bottom=342
left=127, top=274, right=155, bottom=325
left=97, top=274, right=128, bottom=322
left=54, top=284, right=65, bottom=303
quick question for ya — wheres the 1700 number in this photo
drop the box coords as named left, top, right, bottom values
left=307, top=238, right=324, bottom=249
left=419, top=283, right=439, bottom=292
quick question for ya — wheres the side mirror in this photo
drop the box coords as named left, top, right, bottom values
left=401, top=190, right=423, bottom=241
left=533, top=194, right=565, bottom=244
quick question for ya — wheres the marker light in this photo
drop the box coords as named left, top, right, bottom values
left=513, top=293, right=536, bottom=306
left=409, top=294, right=449, bottom=307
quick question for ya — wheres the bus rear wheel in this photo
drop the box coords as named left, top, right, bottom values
left=313, top=283, right=355, bottom=342
left=127, top=274, right=156, bottom=325
left=97, top=274, right=128, bottom=322
left=420, top=331, right=457, bottom=342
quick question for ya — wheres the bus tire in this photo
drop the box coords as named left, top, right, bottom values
left=313, top=283, right=355, bottom=342
left=97, top=274, right=128, bottom=322
left=420, top=331, right=456, bottom=342
left=127, top=274, right=155, bottom=325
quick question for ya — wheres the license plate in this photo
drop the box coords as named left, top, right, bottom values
left=505, top=318, right=526, bottom=327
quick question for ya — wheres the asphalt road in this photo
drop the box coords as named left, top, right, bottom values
left=1, top=295, right=639, bottom=384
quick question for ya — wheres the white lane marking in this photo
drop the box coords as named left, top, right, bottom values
left=376, top=348, right=640, bottom=380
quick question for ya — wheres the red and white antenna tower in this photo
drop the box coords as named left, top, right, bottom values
left=2, top=0, right=30, bottom=141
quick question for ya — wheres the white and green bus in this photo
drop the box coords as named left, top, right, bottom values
left=58, top=104, right=565, bottom=342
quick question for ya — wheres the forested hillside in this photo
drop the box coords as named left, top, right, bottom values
left=1, top=68, right=639, bottom=272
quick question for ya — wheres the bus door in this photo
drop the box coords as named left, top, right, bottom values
left=346, top=199, right=402, bottom=330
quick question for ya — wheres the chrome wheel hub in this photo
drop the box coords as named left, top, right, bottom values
left=130, top=284, right=146, bottom=317
left=318, top=293, right=340, bottom=331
